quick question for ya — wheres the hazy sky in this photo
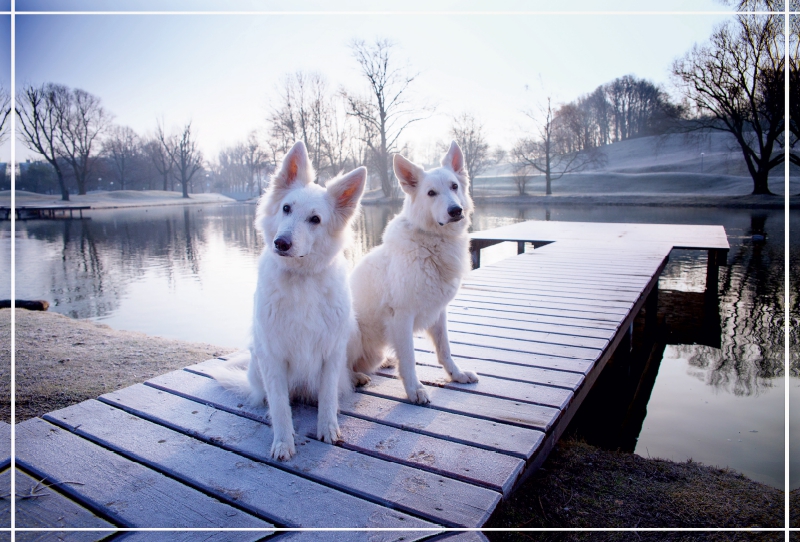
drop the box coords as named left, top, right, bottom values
left=12, top=1, right=748, bottom=163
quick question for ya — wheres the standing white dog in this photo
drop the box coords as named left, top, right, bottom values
left=347, top=141, right=479, bottom=404
left=209, top=141, right=366, bottom=460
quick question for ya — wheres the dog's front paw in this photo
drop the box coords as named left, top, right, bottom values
left=351, top=371, right=371, bottom=387
left=270, top=438, right=296, bottom=461
left=451, top=369, right=479, bottom=383
left=407, top=385, right=431, bottom=405
left=317, top=421, right=341, bottom=444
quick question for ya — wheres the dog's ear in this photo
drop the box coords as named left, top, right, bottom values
left=327, top=166, right=366, bottom=223
left=274, top=141, right=314, bottom=189
left=441, top=140, right=465, bottom=174
left=394, top=154, right=424, bottom=195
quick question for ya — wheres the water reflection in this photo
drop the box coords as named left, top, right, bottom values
left=3, top=202, right=786, bottom=487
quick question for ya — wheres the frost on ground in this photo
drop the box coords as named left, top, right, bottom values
left=5, top=308, right=236, bottom=422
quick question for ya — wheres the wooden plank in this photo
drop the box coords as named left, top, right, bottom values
left=0, top=470, right=8, bottom=528
left=0, top=422, right=9, bottom=469
left=446, top=310, right=616, bottom=339
left=185, top=361, right=544, bottom=460
left=15, top=468, right=114, bottom=531
left=473, top=266, right=651, bottom=286
left=457, top=288, right=634, bottom=312
left=45, top=400, right=438, bottom=532
left=114, top=533, right=270, bottom=542
left=16, top=531, right=115, bottom=542
left=15, top=418, right=273, bottom=529
left=441, top=320, right=609, bottom=349
left=414, top=348, right=589, bottom=383
left=103, top=379, right=500, bottom=526
left=461, top=280, right=642, bottom=303
left=361, top=375, right=561, bottom=432
left=462, top=273, right=640, bottom=302
left=414, top=338, right=593, bottom=381
left=443, top=330, right=602, bottom=361
left=430, top=532, right=489, bottom=542
left=450, top=296, right=626, bottom=322
left=447, top=305, right=618, bottom=331
left=376, top=363, right=573, bottom=410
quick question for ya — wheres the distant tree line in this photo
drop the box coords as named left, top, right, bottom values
left=11, top=6, right=789, bottom=199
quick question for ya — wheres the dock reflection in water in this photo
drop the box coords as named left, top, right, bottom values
left=2, top=202, right=786, bottom=489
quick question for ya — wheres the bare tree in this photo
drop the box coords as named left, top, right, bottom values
left=55, top=88, right=111, bottom=195
left=150, top=120, right=176, bottom=191
left=789, top=14, right=799, bottom=167
left=103, top=125, right=140, bottom=190
left=345, top=38, right=432, bottom=198
left=513, top=97, right=604, bottom=195
left=450, top=112, right=490, bottom=197
left=511, top=163, right=534, bottom=196
left=171, top=121, right=203, bottom=198
left=16, top=83, right=71, bottom=200
left=0, top=86, right=10, bottom=146
left=673, top=14, right=784, bottom=195
left=244, top=131, right=272, bottom=195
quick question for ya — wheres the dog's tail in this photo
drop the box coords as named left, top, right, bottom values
left=205, top=350, right=261, bottom=404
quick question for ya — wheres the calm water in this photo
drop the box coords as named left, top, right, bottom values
left=3, top=202, right=787, bottom=489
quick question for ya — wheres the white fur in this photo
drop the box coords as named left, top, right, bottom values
left=347, top=141, right=479, bottom=404
left=208, top=140, right=366, bottom=460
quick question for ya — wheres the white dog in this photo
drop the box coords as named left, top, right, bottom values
left=347, top=141, right=479, bottom=404
left=208, top=141, right=366, bottom=460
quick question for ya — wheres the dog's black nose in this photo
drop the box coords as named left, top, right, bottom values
left=448, top=206, right=463, bottom=218
left=274, top=237, right=292, bottom=252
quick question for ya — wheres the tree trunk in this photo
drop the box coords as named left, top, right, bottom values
left=56, top=171, right=69, bottom=201
left=751, top=170, right=772, bottom=195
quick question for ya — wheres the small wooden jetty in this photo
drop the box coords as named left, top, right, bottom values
left=12, top=220, right=728, bottom=538
left=1, top=205, right=90, bottom=220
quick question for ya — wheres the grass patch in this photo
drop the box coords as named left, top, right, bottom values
left=484, top=438, right=783, bottom=530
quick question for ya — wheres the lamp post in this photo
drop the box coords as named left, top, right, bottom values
left=700, top=153, right=704, bottom=174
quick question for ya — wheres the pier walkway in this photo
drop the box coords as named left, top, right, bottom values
left=12, top=221, right=728, bottom=539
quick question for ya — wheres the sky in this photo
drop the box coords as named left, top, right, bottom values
left=9, top=1, right=753, bottom=164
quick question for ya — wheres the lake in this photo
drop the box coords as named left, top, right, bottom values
left=3, top=201, right=787, bottom=490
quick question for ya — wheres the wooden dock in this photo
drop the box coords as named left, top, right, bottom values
left=1, top=205, right=90, bottom=220
left=12, top=220, right=729, bottom=536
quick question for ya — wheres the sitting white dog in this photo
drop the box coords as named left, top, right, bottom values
left=209, top=141, right=366, bottom=460
left=347, top=141, right=479, bottom=404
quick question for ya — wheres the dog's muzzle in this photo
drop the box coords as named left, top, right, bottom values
left=274, top=236, right=292, bottom=255
left=446, top=205, right=464, bottom=223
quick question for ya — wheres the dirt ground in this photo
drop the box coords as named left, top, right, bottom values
left=2, top=308, right=789, bottom=530
left=5, top=308, right=236, bottom=421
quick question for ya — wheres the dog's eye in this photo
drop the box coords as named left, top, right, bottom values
left=283, top=204, right=291, bottom=214
left=309, top=215, right=320, bottom=224
left=451, top=183, right=458, bottom=191
left=427, top=190, right=437, bottom=197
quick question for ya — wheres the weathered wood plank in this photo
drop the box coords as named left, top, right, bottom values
left=456, top=289, right=633, bottom=312
left=376, top=363, right=573, bottom=410
left=114, top=532, right=272, bottom=542
left=443, top=329, right=603, bottom=361
left=14, top=468, right=115, bottom=530
left=0, top=422, right=10, bottom=470
left=447, top=305, right=618, bottom=332
left=414, top=350, right=592, bottom=390
left=102, top=379, right=500, bottom=526
left=185, top=361, right=544, bottom=460
left=45, top=400, right=438, bottom=533
left=446, top=310, right=616, bottom=339
left=361, top=375, right=561, bottom=432
left=414, top=339, right=592, bottom=382
left=16, top=531, right=115, bottom=542
left=450, top=296, right=625, bottom=323
left=442, top=320, right=609, bottom=349
left=15, top=418, right=273, bottom=529
left=0, top=469, right=8, bottom=528
left=429, top=532, right=490, bottom=542
left=473, top=266, right=651, bottom=286
left=462, top=281, right=642, bottom=303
